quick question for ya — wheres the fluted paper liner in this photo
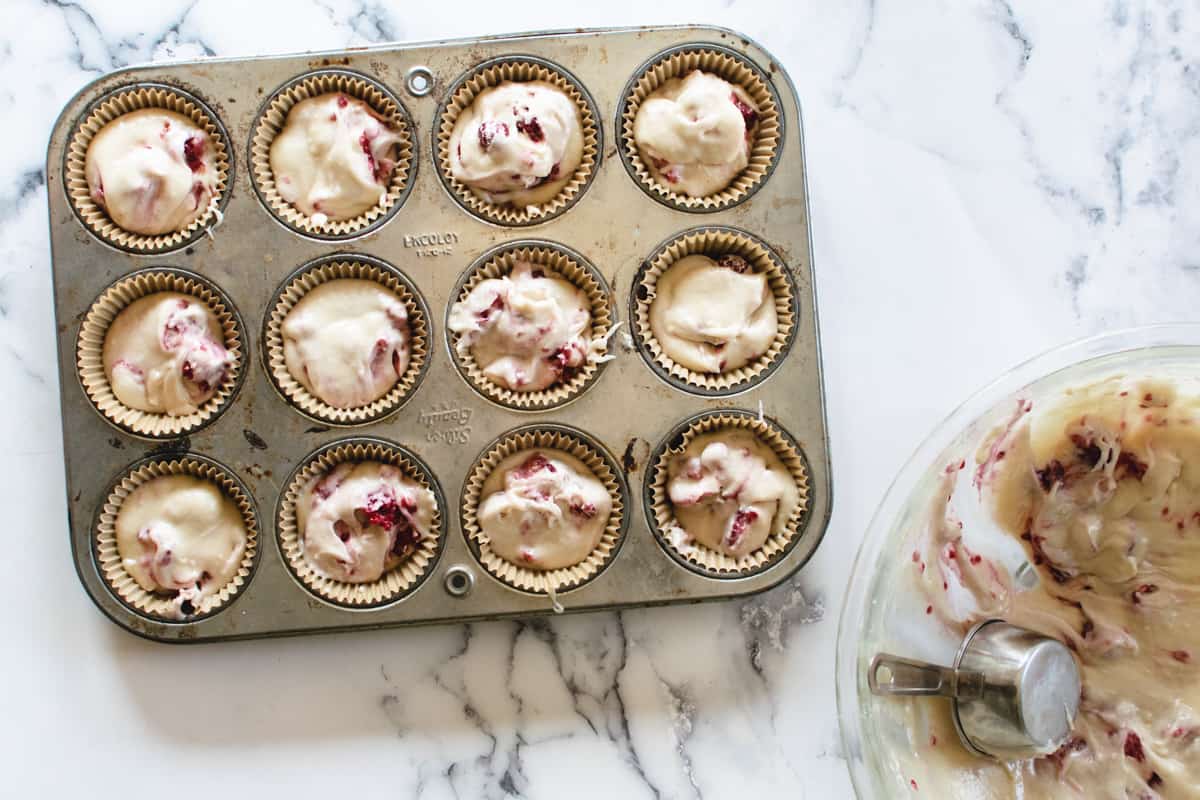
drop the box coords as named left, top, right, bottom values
left=633, top=228, right=796, bottom=393
left=449, top=244, right=613, bottom=410
left=462, top=429, right=625, bottom=595
left=251, top=70, right=414, bottom=237
left=264, top=257, right=430, bottom=425
left=65, top=84, right=232, bottom=253
left=77, top=270, right=244, bottom=438
left=95, top=456, right=259, bottom=621
left=436, top=58, right=599, bottom=225
left=649, top=412, right=809, bottom=577
left=621, top=46, right=781, bottom=211
left=278, top=441, right=443, bottom=607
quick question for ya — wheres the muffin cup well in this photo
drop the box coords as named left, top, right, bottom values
left=461, top=425, right=627, bottom=597
left=94, top=454, right=259, bottom=622
left=647, top=410, right=810, bottom=578
left=435, top=56, right=600, bottom=226
left=276, top=439, right=445, bottom=608
left=447, top=241, right=615, bottom=410
left=250, top=69, right=415, bottom=239
left=64, top=83, right=232, bottom=254
left=263, top=254, right=431, bottom=425
left=631, top=226, right=796, bottom=395
left=618, top=44, right=783, bottom=212
left=77, top=268, right=245, bottom=439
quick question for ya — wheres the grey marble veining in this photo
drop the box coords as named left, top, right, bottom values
left=4, top=1, right=1199, bottom=797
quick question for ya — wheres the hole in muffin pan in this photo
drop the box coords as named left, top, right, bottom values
left=616, top=42, right=785, bottom=213
left=248, top=68, right=418, bottom=241
left=643, top=409, right=815, bottom=580
left=261, top=253, right=433, bottom=426
left=432, top=54, right=602, bottom=227
left=443, top=565, right=475, bottom=597
left=92, top=452, right=262, bottom=624
left=405, top=66, right=434, bottom=97
left=63, top=82, right=236, bottom=255
left=628, top=225, right=799, bottom=398
left=444, top=239, right=616, bottom=411
left=274, top=437, right=448, bottom=610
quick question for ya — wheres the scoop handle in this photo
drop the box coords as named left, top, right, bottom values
left=868, top=653, right=983, bottom=698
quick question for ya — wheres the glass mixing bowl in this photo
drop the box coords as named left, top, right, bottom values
left=835, top=324, right=1200, bottom=798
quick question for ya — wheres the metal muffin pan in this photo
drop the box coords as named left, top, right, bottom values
left=47, top=25, right=831, bottom=642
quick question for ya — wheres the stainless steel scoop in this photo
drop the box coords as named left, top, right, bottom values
left=868, top=619, right=1081, bottom=760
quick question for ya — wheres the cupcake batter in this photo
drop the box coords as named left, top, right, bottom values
left=633, top=70, right=758, bottom=197
left=649, top=254, right=777, bottom=374
left=282, top=279, right=410, bottom=409
left=103, top=292, right=230, bottom=416
left=447, top=261, right=598, bottom=392
left=116, top=474, right=247, bottom=617
left=269, top=93, right=402, bottom=224
left=448, top=81, right=583, bottom=207
left=298, top=461, right=435, bottom=583
left=666, top=429, right=798, bottom=557
left=477, top=449, right=611, bottom=571
left=906, top=376, right=1200, bottom=799
left=85, top=108, right=219, bottom=235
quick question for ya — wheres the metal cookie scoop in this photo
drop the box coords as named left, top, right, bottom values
left=868, top=619, right=1081, bottom=760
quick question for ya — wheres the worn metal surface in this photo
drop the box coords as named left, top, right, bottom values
left=47, top=25, right=832, bottom=643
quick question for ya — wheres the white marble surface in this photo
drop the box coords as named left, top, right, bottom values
left=4, top=1, right=1199, bottom=797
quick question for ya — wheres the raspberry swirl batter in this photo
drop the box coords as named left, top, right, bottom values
left=477, top=449, right=611, bottom=571
left=448, top=261, right=604, bottom=393
left=102, top=292, right=230, bottom=416
left=116, top=475, right=246, bottom=618
left=297, top=461, right=435, bottom=583
left=666, top=430, right=798, bottom=558
left=269, top=93, right=402, bottom=224
left=85, top=108, right=219, bottom=235
left=906, top=376, right=1200, bottom=799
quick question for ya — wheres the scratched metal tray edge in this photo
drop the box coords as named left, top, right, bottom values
left=46, top=24, right=834, bottom=643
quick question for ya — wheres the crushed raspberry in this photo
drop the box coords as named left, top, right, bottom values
left=725, top=508, right=759, bottom=549
left=1132, top=584, right=1159, bottom=604
left=1045, top=736, right=1087, bottom=772
left=1070, top=434, right=1102, bottom=468
left=477, top=294, right=505, bottom=324
left=569, top=501, right=597, bottom=519
left=930, top=735, right=937, bottom=746
left=513, top=453, right=556, bottom=480
left=337, top=94, right=349, bottom=108
left=1149, top=772, right=1164, bottom=789
left=359, top=132, right=391, bottom=183
left=1036, top=460, right=1066, bottom=492
left=717, top=255, right=750, bottom=273
left=546, top=344, right=582, bottom=380
left=516, top=116, right=544, bottom=142
left=520, top=549, right=536, bottom=563
left=1115, top=451, right=1148, bottom=480
left=531, top=269, right=545, bottom=278
left=190, top=182, right=206, bottom=210
left=477, top=120, right=509, bottom=151
left=730, top=93, right=758, bottom=129
left=182, top=136, right=205, bottom=172
left=1124, top=731, right=1145, bottom=762
left=1170, top=649, right=1190, bottom=663
left=910, top=779, right=918, bottom=791
left=925, top=605, right=933, bottom=615
left=969, top=554, right=982, bottom=565
left=334, top=520, right=351, bottom=542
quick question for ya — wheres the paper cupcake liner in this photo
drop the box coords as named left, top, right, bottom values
left=647, top=410, right=810, bottom=577
left=447, top=242, right=614, bottom=410
left=461, top=426, right=627, bottom=596
left=94, top=454, right=259, bottom=622
left=64, top=83, right=232, bottom=254
left=263, top=255, right=431, bottom=425
left=619, top=44, right=783, bottom=211
left=435, top=56, right=600, bottom=226
left=77, top=268, right=245, bottom=438
left=631, top=227, right=796, bottom=394
left=277, top=439, right=445, bottom=608
left=250, top=69, right=415, bottom=238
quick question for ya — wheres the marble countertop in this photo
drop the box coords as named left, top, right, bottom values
left=5, top=1, right=1198, bottom=797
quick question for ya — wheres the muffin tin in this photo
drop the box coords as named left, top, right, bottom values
left=46, top=25, right=831, bottom=643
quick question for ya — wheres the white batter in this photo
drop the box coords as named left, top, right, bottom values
left=269, top=93, right=402, bottom=224
left=447, top=261, right=595, bottom=392
left=649, top=254, right=777, bottom=374
left=633, top=70, right=758, bottom=197
left=282, top=279, right=410, bottom=409
left=298, top=461, right=435, bottom=584
left=448, top=81, right=583, bottom=207
left=85, top=108, right=219, bottom=235
left=116, top=474, right=247, bottom=616
left=103, top=292, right=230, bottom=415
left=478, top=449, right=611, bottom=571
left=667, top=430, right=798, bottom=557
